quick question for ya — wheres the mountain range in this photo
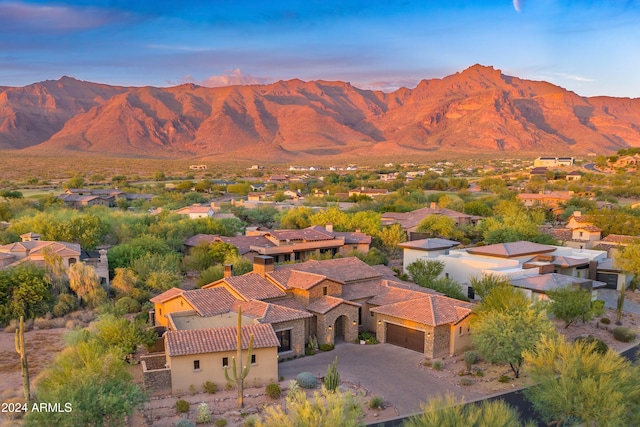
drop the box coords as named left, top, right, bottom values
left=1, top=65, right=639, bottom=161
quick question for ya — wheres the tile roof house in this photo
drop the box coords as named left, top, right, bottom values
left=149, top=256, right=476, bottom=393
left=164, top=324, right=279, bottom=394
left=381, top=203, right=480, bottom=240
left=398, top=238, right=460, bottom=273
left=0, top=232, right=109, bottom=286
left=183, top=225, right=372, bottom=263
left=172, top=204, right=214, bottom=219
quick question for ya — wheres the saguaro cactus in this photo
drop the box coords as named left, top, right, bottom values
left=15, top=316, right=31, bottom=401
left=224, top=307, right=254, bottom=408
left=325, top=356, right=340, bottom=392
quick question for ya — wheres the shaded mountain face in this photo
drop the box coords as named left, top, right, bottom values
left=2, top=65, right=639, bottom=159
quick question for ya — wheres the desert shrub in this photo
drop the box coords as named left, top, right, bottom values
left=214, top=418, right=228, bottom=427
left=498, top=375, right=510, bottom=383
left=613, top=326, right=637, bottom=342
left=53, top=293, right=78, bottom=317
left=358, top=331, right=378, bottom=344
left=432, top=360, right=443, bottom=371
left=243, top=416, right=257, bottom=427
left=574, top=335, right=609, bottom=354
left=34, top=316, right=53, bottom=329
left=203, top=381, right=217, bottom=394
left=296, top=372, right=318, bottom=389
left=319, top=343, right=334, bottom=351
left=464, top=351, right=478, bottom=372
left=600, top=317, right=611, bottom=325
left=197, top=402, right=212, bottom=424
left=420, top=359, right=432, bottom=368
left=368, top=396, right=384, bottom=409
left=476, top=370, right=485, bottom=377
left=459, top=378, right=475, bottom=386
left=115, top=296, right=141, bottom=313
left=175, top=418, right=195, bottom=427
left=135, top=311, right=149, bottom=324
left=176, top=399, right=190, bottom=414
left=265, top=383, right=281, bottom=399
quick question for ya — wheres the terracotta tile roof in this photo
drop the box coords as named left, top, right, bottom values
left=381, top=206, right=475, bottom=230
left=181, top=288, right=237, bottom=316
left=306, top=296, right=360, bottom=314
left=367, top=281, right=441, bottom=306
left=269, top=270, right=329, bottom=290
left=466, top=241, right=556, bottom=258
left=150, top=287, right=184, bottom=304
left=600, top=234, right=638, bottom=244
left=221, top=274, right=287, bottom=300
left=183, top=234, right=217, bottom=247
left=334, top=231, right=372, bottom=244
left=371, top=295, right=473, bottom=326
left=274, top=257, right=380, bottom=283
left=341, top=279, right=383, bottom=300
left=398, top=238, right=460, bottom=251
left=269, top=228, right=334, bottom=242
left=166, top=323, right=279, bottom=357
left=233, top=300, right=312, bottom=324
left=538, top=226, right=573, bottom=241
left=370, top=264, right=399, bottom=280
left=183, top=234, right=273, bottom=255
left=573, top=225, right=602, bottom=232
left=0, top=240, right=81, bottom=257
left=174, top=205, right=212, bottom=215
left=269, top=297, right=308, bottom=312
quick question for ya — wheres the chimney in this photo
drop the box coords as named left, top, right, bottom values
left=430, top=202, right=437, bottom=209
left=325, top=223, right=333, bottom=233
left=355, top=227, right=361, bottom=233
left=253, top=255, right=274, bottom=278
left=224, top=264, right=233, bottom=278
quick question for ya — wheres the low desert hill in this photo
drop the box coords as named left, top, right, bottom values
left=1, top=65, right=639, bottom=160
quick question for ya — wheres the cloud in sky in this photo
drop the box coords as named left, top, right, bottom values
left=0, top=1, right=123, bottom=31
left=179, top=69, right=271, bottom=87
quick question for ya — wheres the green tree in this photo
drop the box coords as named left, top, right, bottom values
left=468, top=274, right=513, bottom=299
left=471, top=307, right=555, bottom=378
left=278, top=207, right=313, bottom=229
left=257, top=386, right=364, bottom=427
left=94, top=314, right=157, bottom=358
left=614, top=242, right=640, bottom=285
left=25, top=340, right=146, bottom=427
left=64, top=176, right=85, bottom=189
left=404, top=394, right=535, bottom=427
left=4, top=264, right=51, bottom=321
left=463, top=200, right=493, bottom=217
left=208, top=241, right=239, bottom=264
left=472, top=282, right=531, bottom=317
left=377, top=224, right=407, bottom=254
left=547, top=286, right=597, bottom=328
left=416, top=215, right=460, bottom=239
left=406, top=259, right=467, bottom=300
left=196, top=265, right=224, bottom=287
left=68, top=262, right=100, bottom=305
left=111, top=268, right=138, bottom=295
left=524, top=335, right=640, bottom=427
left=42, top=247, right=69, bottom=295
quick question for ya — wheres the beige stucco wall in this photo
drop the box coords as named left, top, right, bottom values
left=154, top=296, right=195, bottom=328
left=449, top=316, right=473, bottom=356
left=167, top=346, right=278, bottom=395
left=307, top=279, right=343, bottom=300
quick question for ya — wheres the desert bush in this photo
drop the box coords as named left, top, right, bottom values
left=214, top=418, right=228, bottom=427
left=600, top=317, right=611, bottom=325
left=203, top=381, right=217, bottom=394
left=34, top=316, right=53, bottom=329
left=574, top=335, right=609, bottom=354
left=65, top=319, right=82, bottom=329
left=464, top=350, right=478, bottom=372
left=115, top=296, right=141, bottom=313
left=135, top=311, right=149, bottom=324
left=432, top=360, right=443, bottom=371
left=319, top=343, right=334, bottom=351
left=175, top=419, right=195, bottom=427
left=357, top=331, right=378, bottom=344
left=176, top=399, right=190, bottom=414
left=613, top=326, right=637, bottom=342
left=368, top=396, right=384, bottom=409
left=53, top=293, right=78, bottom=317
left=459, top=378, right=475, bottom=386
left=197, top=402, right=212, bottom=424
left=475, top=370, right=485, bottom=377
left=498, top=375, right=510, bottom=383
left=296, top=372, right=319, bottom=389
left=265, top=383, right=282, bottom=399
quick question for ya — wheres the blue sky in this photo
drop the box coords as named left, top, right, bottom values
left=0, top=0, right=638, bottom=97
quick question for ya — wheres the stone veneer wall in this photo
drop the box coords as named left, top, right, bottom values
left=272, top=318, right=307, bottom=360
left=429, top=324, right=451, bottom=359
left=141, top=353, right=171, bottom=392
left=316, top=304, right=359, bottom=346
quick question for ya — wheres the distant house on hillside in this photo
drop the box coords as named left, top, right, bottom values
left=381, top=203, right=480, bottom=240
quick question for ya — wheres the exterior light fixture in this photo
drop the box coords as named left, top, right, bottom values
left=377, top=320, right=382, bottom=325
left=328, top=325, right=333, bottom=331
left=352, top=320, right=357, bottom=326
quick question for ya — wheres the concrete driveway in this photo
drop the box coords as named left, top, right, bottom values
left=278, top=342, right=483, bottom=416
left=598, top=289, right=640, bottom=314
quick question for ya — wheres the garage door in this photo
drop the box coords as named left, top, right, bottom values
left=386, top=323, right=425, bottom=353
left=597, top=273, right=618, bottom=289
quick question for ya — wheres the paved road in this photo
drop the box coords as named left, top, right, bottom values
left=278, top=342, right=483, bottom=415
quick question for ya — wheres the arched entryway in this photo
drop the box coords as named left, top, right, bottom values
left=334, top=315, right=347, bottom=342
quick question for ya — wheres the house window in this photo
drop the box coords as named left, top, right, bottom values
left=193, top=360, right=200, bottom=371
left=276, top=329, right=291, bottom=353
left=459, top=326, right=463, bottom=335
left=251, top=354, right=256, bottom=365
left=445, top=273, right=449, bottom=279
left=579, top=231, right=583, bottom=237
left=159, top=308, right=163, bottom=316
left=222, top=357, right=228, bottom=368
left=358, top=307, right=362, bottom=326
left=322, top=286, right=328, bottom=296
